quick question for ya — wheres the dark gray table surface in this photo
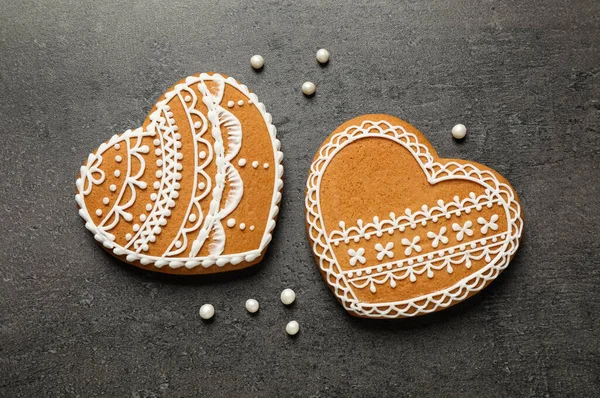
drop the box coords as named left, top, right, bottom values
left=1, top=0, right=599, bottom=397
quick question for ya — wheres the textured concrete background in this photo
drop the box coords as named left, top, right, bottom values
left=1, top=0, right=599, bottom=396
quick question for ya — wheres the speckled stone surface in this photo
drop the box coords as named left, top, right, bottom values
left=1, top=0, right=599, bottom=396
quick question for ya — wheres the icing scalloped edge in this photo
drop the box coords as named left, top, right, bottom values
left=76, top=73, right=283, bottom=270
left=305, top=119, right=523, bottom=318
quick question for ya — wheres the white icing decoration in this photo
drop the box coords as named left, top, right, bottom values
left=115, top=155, right=122, bottom=163
left=263, top=163, right=269, bottom=169
left=252, top=161, right=259, bottom=168
left=452, top=221, right=473, bottom=241
left=227, top=101, right=235, bottom=108
left=375, top=242, right=394, bottom=261
left=115, top=143, right=120, bottom=150
left=478, top=214, right=499, bottom=234
left=102, top=197, right=110, bottom=205
left=96, top=209, right=102, bottom=216
left=401, top=236, right=422, bottom=256
left=427, top=226, right=449, bottom=248
left=227, top=218, right=236, bottom=228
left=75, top=73, right=283, bottom=270
left=238, top=158, right=247, bottom=167
left=114, top=170, right=121, bottom=177
left=348, top=248, right=366, bottom=266
left=330, top=193, right=500, bottom=244
left=305, top=119, right=523, bottom=318
left=239, top=223, right=246, bottom=230
left=109, top=184, right=117, bottom=192
left=249, top=225, right=255, bottom=231
left=237, top=100, right=244, bottom=106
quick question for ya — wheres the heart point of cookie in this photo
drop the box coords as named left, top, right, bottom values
left=76, top=73, right=283, bottom=274
left=306, top=114, right=523, bottom=318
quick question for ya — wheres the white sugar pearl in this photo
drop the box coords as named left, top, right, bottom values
left=316, top=48, right=330, bottom=64
left=286, top=320, right=300, bottom=336
left=280, top=288, right=296, bottom=305
left=302, top=81, right=316, bottom=96
left=245, top=299, right=259, bottom=313
left=199, top=304, right=215, bottom=320
left=452, top=124, right=467, bottom=139
left=250, top=55, right=264, bottom=70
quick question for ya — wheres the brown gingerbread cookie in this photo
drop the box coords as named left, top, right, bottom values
left=306, top=114, right=523, bottom=318
left=76, top=73, right=283, bottom=274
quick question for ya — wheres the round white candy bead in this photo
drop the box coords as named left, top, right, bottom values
left=199, top=304, right=215, bottom=320
left=286, top=320, right=300, bottom=336
left=302, top=81, right=316, bottom=96
left=452, top=124, right=467, bottom=139
left=280, top=288, right=296, bottom=305
left=250, top=55, right=264, bottom=70
left=245, top=299, right=259, bottom=313
left=316, top=48, right=330, bottom=64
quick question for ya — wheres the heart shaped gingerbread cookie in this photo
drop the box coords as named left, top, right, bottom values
left=306, top=114, right=523, bottom=318
left=76, top=73, right=283, bottom=274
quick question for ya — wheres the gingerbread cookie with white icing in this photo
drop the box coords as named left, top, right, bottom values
left=306, top=114, right=523, bottom=318
left=76, top=73, right=283, bottom=274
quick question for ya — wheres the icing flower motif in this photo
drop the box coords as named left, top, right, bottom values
left=452, top=220, right=474, bottom=241
left=375, top=242, right=394, bottom=261
left=347, top=247, right=366, bottom=266
left=427, top=226, right=449, bottom=248
left=401, top=236, right=422, bottom=256
left=478, top=214, right=499, bottom=235
left=80, top=153, right=106, bottom=195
